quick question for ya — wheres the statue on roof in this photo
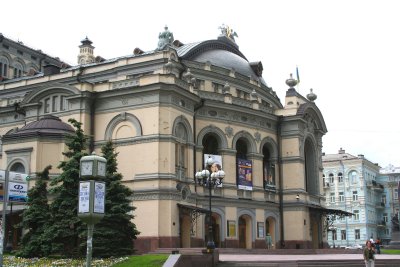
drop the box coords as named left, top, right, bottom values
left=219, top=24, right=238, bottom=42
left=157, top=26, right=174, bottom=51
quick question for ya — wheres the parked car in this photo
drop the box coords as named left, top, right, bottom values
left=345, top=244, right=363, bottom=250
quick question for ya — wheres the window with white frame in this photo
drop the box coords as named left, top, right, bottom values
left=330, top=193, right=335, bottom=203
left=341, top=230, right=346, bottom=240
left=42, top=94, right=69, bottom=114
left=329, top=173, right=334, bottom=184
left=382, top=195, right=386, bottom=205
left=338, top=172, right=343, bottom=183
left=349, top=170, right=357, bottom=183
left=383, top=213, right=388, bottom=223
left=332, top=230, right=337, bottom=240
left=395, top=189, right=398, bottom=200
left=355, top=229, right=360, bottom=239
left=339, top=192, right=344, bottom=202
left=354, top=210, right=359, bottom=220
left=386, top=229, right=390, bottom=235
left=353, top=191, right=358, bottom=201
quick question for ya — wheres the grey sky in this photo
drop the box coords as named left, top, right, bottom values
left=3, top=0, right=399, bottom=167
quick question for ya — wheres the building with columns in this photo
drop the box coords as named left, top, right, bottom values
left=0, top=27, right=329, bottom=252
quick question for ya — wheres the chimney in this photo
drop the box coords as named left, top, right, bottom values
left=338, top=148, right=345, bottom=154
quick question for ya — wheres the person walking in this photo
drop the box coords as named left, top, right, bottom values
left=363, top=240, right=376, bottom=267
left=265, top=233, right=272, bottom=249
left=375, top=238, right=381, bottom=254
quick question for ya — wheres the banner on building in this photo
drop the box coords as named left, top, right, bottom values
left=203, top=154, right=222, bottom=170
left=264, top=163, right=276, bottom=188
left=237, top=159, right=252, bottom=190
left=7, top=181, right=28, bottom=203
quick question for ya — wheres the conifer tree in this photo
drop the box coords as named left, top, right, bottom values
left=17, top=165, right=52, bottom=257
left=44, top=118, right=88, bottom=257
left=91, top=140, right=140, bottom=257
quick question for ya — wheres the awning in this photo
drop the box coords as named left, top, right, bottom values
left=309, top=205, right=354, bottom=217
left=177, top=203, right=208, bottom=214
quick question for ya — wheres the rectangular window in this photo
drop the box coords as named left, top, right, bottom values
left=353, top=191, right=358, bottom=201
left=44, top=98, right=50, bottom=113
left=355, top=229, right=360, bottom=240
left=341, top=230, right=346, bottom=240
left=386, top=229, right=390, bottom=235
left=52, top=96, right=58, bottom=112
left=60, top=96, right=67, bottom=111
left=354, top=210, right=359, bottom=220
left=339, top=192, right=344, bottom=202
left=382, top=195, right=386, bottom=205
left=383, top=213, right=388, bottom=223
left=395, top=189, right=398, bottom=200
left=330, top=193, right=335, bottom=203
left=332, top=230, right=337, bottom=240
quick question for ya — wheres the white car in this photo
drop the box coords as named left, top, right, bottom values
left=345, top=244, right=363, bottom=250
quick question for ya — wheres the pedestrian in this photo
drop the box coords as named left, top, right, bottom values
left=265, top=233, right=272, bottom=249
left=363, top=240, right=376, bottom=267
left=375, top=238, right=381, bottom=254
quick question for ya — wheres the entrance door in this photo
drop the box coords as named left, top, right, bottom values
left=239, top=217, right=246, bottom=248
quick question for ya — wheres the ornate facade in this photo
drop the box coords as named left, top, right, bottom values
left=0, top=27, right=328, bottom=252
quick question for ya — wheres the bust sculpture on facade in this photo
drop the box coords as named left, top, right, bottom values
left=157, top=26, right=174, bottom=51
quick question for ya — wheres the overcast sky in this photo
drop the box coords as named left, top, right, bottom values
left=3, top=0, right=399, bottom=168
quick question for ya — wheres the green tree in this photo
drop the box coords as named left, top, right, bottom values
left=44, top=118, right=88, bottom=257
left=17, top=165, right=52, bottom=257
left=91, top=140, right=140, bottom=257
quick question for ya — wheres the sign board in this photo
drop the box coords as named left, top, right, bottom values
left=78, top=182, right=90, bottom=213
left=93, top=182, right=105, bottom=213
left=0, top=170, right=29, bottom=202
left=8, top=182, right=28, bottom=203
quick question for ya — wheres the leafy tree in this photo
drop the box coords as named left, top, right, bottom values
left=17, top=165, right=52, bottom=257
left=44, top=118, right=88, bottom=257
left=91, top=140, right=140, bottom=257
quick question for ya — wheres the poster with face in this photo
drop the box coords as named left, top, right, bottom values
left=237, top=159, right=252, bottom=191
left=204, top=154, right=222, bottom=171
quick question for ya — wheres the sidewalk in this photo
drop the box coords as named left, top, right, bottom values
left=219, top=253, right=400, bottom=262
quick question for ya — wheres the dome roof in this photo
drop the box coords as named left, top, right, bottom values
left=4, top=115, right=74, bottom=138
left=176, top=37, right=267, bottom=86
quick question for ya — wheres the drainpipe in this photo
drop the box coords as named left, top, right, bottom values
left=277, top=115, right=285, bottom=248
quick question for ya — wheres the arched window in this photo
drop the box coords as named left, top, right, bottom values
left=41, top=94, right=69, bottom=114
left=262, top=145, right=275, bottom=188
left=329, top=173, right=334, bottom=184
left=13, top=62, right=23, bottom=78
left=338, top=172, right=343, bottom=183
left=0, top=57, right=9, bottom=77
left=10, top=162, right=25, bottom=173
left=349, top=171, right=358, bottom=183
left=236, top=138, right=252, bottom=191
left=174, top=122, right=188, bottom=179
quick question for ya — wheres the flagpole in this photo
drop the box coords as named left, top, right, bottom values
left=296, top=66, right=300, bottom=93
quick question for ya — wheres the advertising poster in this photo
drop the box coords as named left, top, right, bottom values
left=79, top=182, right=90, bottom=213
left=237, top=159, right=253, bottom=190
left=94, top=182, right=105, bottom=214
left=227, top=220, right=236, bottom=237
left=8, top=182, right=28, bottom=203
left=264, top=163, right=275, bottom=188
left=203, top=154, right=222, bottom=170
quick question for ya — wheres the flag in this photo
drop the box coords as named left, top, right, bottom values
left=296, top=66, right=300, bottom=83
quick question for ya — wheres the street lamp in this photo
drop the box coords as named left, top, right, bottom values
left=78, top=152, right=106, bottom=267
left=195, top=156, right=225, bottom=252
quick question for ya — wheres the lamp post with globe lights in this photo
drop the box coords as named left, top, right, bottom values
left=195, top=156, right=225, bottom=253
